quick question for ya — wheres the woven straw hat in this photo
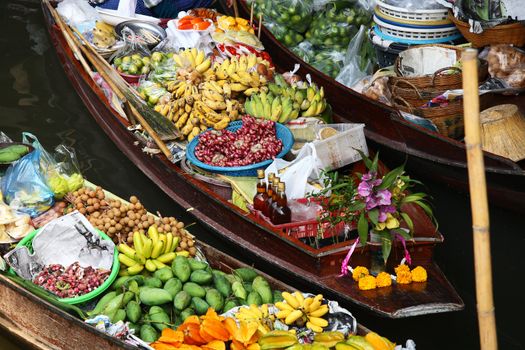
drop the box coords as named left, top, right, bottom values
left=480, top=104, right=525, bottom=162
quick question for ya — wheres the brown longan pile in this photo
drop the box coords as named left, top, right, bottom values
left=65, top=186, right=196, bottom=256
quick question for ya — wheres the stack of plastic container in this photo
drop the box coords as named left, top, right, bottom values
left=371, top=0, right=463, bottom=67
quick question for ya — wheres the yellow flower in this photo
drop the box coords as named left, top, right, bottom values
left=376, top=272, right=392, bottom=287
left=358, top=275, right=377, bottom=290
left=411, top=266, right=428, bottom=282
left=396, top=179, right=405, bottom=189
left=394, top=264, right=410, bottom=275
left=352, top=266, right=370, bottom=281
left=374, top=222, right=386, bottom=231
left=385, top=214, right=400, bottom=229
left=396, top=270, right=412, bottom=284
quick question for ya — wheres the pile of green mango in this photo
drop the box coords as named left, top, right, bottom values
left=89, top=255, right=283, bottom=343
left=252, top=0, right=314, bottom=34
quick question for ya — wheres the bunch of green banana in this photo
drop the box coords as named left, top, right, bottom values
left=275, top=292, right=329, bottom=333
left=0, top=144, right=31, bottom=163
left=118, top=225, right=186, bottom=275
left=244, top=91, right=300, bottom=123
left=267, top=78, right=328, bottom=118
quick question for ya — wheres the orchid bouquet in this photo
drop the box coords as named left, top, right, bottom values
left=312, top=152, right=436, bottom=263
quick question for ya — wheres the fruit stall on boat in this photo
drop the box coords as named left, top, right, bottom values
left=219, top=0, right=525, bottom=213
left=37, top=0, right=463, bottom=318
left=0, top=135, right=409, bottom=349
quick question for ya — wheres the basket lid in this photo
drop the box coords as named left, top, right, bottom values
left=480, top=104, right=525, bottom=162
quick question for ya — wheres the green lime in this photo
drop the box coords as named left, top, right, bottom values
left=141, top=66, right=150, bottom=75
left=122, top=56, right=131, bottom=64
left=131, top=54, right=142, bottom=61
left=128, top=64, right=138, bottom=75
left=114, top=57, right=122, bottom=66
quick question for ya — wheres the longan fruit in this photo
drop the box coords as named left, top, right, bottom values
left=189, top=247, right=196, bottom=256
left=176, top=222, right=184, bottom=229
left=130, top=196, right=138, bottom=204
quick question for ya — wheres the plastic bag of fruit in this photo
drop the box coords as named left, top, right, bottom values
left=264, top=20, right=304, bottom=47
left=110, top=27, right=152, bottom=77
left=165, top=12, right=216, bottom=54
left=252, top=0, right=315, bottom=33
left=335, top=25, right=375, bottom=88
left=306, top=3, right=371, bottom=50
left=291, top=41, right=315, bottom=63
left=310, top=48, right=346, bottom=78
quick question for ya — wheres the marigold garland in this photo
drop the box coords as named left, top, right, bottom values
left=358, top=275, right=377, bottom=290
left=350, top=264, right=427, bottom=290
left=352, top=266, right=369, bottom=281
left=376, top=272, right=392, bottom=287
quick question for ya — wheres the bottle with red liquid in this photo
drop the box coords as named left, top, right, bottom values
left=272, top=182, right=291, bottom=224
left=269, top=179, right=281, bottom=223
left=262, top=173, right=275, bottom=218
left=253, top=169, right=268, bottom=212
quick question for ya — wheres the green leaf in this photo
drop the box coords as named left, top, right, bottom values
left=402, top=193, right=427, bottom=203
left=380, top=233, right=392, bottom=263
left=393, top=228, right=413, bottom=240
left=347, top=201, right=366, bottom=212
left=377, top=165, right=405, bottom=190
left=357, top=212, right=369, bottom=246
left=370, top=152, right=379, bottom=173
left=414, top=200, right=434, bottom=218
left=355, top=149, right=372, bottom=169
left=400, top=212, right=414, bottom=232
left=368, top=209, right=379, bottom=225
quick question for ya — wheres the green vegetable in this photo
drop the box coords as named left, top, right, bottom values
left=164, top=278, right=183, bottom=298
left=126, top=300, right=142, bottom=323
left=192, top=296, right=210, bottom=315
left=139, top=288, right=173, bottom=306
left=173, top=290, right=191, bottom=310
left=205, top=289, right=224, bottom=312
left=154, top=267, right=174, bottom=283
left=234, top=268, right=259, bottom=282
left=246, top=291, right=262, bottom=305
left=172, top=256, right=191, bottom=282
left=144, top=277, right=163, bottom=288
left=140, top=324, right=158, bottom=342
left=88, top=291, right=117, bottom=316
left=190, top=270, right=213, bottom=285
left=252, top=276, right=273, bottom=304
left=183, top=282, right=206, bottom=298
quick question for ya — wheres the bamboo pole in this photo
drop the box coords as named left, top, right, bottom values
left=462, top=48, right=498, bottom=350
left=45, top=1, right=174, bottom=161
left=258, top=14, right=263, bottom=40
left=232, top=0, right=239, bottom=18
left=249, top=2, right=254, bottom=27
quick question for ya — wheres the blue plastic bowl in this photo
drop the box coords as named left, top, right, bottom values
left=186, top=120, right=294, bottom=177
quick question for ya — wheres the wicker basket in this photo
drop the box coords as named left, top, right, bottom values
left=448, top=12, right=525, bottom=47
left=394, top=96, right=464, bottom=138
left=392, top=44, right=465, bottom=90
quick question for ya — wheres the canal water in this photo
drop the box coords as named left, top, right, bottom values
left=1, top=1, right=524, bottom=349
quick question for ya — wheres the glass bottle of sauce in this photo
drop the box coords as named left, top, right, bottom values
left=272, top=182, right=291, bottom=224
left=262, top=173, right=275, bottom=218
left=253, top=169, right=268, bottom=212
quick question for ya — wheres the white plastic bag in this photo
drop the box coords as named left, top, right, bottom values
left=165, top=11, right=215, bottom=54
left=264, top=143, right=325, bottom=199
left=335, top=25, right=374, bottom=89
left=57, top=0, right=100, bottom=28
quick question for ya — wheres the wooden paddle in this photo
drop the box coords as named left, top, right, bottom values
left=44, top=0, right=174, bottom=161
left=462, top=48, right=498, bottom=350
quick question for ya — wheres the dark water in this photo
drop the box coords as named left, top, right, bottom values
left=1, top=2, right=524, bottom=349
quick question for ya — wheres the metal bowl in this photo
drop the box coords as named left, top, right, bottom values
left=115, top=20, right=167, bottom=49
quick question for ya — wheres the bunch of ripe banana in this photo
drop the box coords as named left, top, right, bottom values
left=92, top=21, right=116, bottom=49
left=117, top=225, right=183, bottom=275
left=275, top=292, right=329, bottom=333
left=235, top=304, right=275, bottom=335
left=213, top=54, right=272, bottom=96
left=171, top=48, right=213, bottom=82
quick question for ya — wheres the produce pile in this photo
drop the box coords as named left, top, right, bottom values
left=114, top=54, right=152, bottom=76
left=194, top=116, right=282, bottom=167
left=245, top=74, right=328, bottom=122
left=88, top=258, right=284, bottom=342
left=250, top=0, right=373, bottom=78
left=33, top=262, right=110, bottom=298
left=64, top=186, right=195, bottom=256
left=0, top=144, right=31, bottom=164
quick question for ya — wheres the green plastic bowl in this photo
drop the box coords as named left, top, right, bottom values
left=10, top=227, right=119, bottom=305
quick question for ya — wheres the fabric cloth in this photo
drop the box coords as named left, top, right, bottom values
left=97, top=0, right=214, bottom=17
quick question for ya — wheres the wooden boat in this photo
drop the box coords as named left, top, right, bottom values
left=41, top=1, right=463, bottom=318
left=2, top=238, right=373, bottom=350
left=224, top=0, right=525, bottom=213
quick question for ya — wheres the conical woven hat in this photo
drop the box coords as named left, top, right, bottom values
left=480, top=104, right=525, bottom=162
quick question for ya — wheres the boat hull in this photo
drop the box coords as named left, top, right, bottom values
left=42, top=4, right=463, bottom=318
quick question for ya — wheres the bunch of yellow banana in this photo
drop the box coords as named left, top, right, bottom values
left=172, top=48, right=212, bottom=75
left=117, top=225, right=186, bottom=275
left=275, top=292, right=329, bottom=333
left=92, top=21, right=116, bottom=49
left=235, top=304, right=274, bottom=335
left=212, top=54, right=272, bottom=96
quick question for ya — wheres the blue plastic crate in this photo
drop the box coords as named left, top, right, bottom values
left=186, top=120, right=294, bottom=177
